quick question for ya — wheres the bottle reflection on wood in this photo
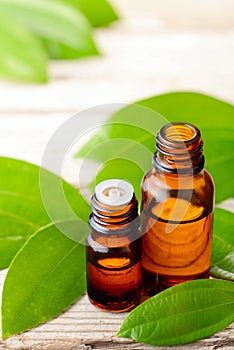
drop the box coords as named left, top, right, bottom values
left=141, top=123, right=214, bottom=295
left=86, top=179, right=142, bottom=312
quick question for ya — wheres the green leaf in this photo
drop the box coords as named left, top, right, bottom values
left=211, top=208, right=234, bottom=281
left=44, top=40, right=98, bottom=60
left=0, top=12, right=47, bottom=83
left=75, top=105, right=166, bottom=198
left=76, top=93, right=234, bottom=204
left=0, top=157, right=90, bottom=338
left=0, top=0, right=98, bottom=59
left=2, top=224, right=87, bottom=340
left=0, top=157, right=90, bottom=270
left=137, top=92, right=234, bottom=204
left=138, top=92, right=233, bottom=128
left=67, top=0, right=119, bottom=27
left=201, top=128, right=234, bottom=204
left=118, top=279, right=234, bottom=346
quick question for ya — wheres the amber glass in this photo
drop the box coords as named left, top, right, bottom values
left=141, top=123, right=214, bottom=295
left=87, top=193, right=142, bottom=312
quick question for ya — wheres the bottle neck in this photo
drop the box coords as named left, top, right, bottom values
left=89, top=194, right=139, bottom=234
left=153, top=123, right=205, bottom=175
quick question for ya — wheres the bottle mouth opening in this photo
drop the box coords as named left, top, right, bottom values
left=162, top=123, right=199, bottom=144
left=155, top=122, right=204, bottom=174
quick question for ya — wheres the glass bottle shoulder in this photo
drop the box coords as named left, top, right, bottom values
left=142, top=167, right=214, bottom=190
left=141, top=167, right=214, bottom=214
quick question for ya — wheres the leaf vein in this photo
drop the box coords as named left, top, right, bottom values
left=124, top=301, right=234, bottom=333
left=0, top=210, right=39, bottom=229
left=0, top=189, right=37, bottom=201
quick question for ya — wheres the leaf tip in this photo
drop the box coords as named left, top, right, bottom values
left=116, top=326, right=129, bottom=339
left=116, top=330, right=122, bottom=338
left=2, top=313, right=13, bottom=340
left=116, top=332, right=124, bottom=339
left=91, top=45, right=100, bottom=57
left=107, top=10, right=119, bottom=24
left=2, top=328, right=10, bottom=341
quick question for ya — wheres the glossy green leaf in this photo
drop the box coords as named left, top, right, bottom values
left=0, top=12, right=47, bottom=83
left=67, top=0, right=119, bottom=27
left=118, top=279, right=234, bottom=346
left=138, top=92, right=233, bottom=128
left=2, top=224, right=87, bottom=340
left=211, top=208, right=234, bottom=281
left=137, top=92, right=234, bottom=204
left=0, top=0, right=98, bottom=59
left=0, top=157, right=90, bottom=270
left=76, top=93, right=234, bottom=204
left=201, top=128, right=234, bottom=204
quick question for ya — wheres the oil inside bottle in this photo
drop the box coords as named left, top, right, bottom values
left=141, top=196, right=213, bottom=295
left=87, top=235, right=142, bottom=311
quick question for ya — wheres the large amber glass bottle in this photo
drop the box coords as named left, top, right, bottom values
left=87, top=179, right=142, bottom=312
left=141, top=123, right=214, bottom=295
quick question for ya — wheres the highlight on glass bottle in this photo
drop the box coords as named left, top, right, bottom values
left=86, top=179, right=142, bottom=312
left=141, top=122, right=214, bottom=295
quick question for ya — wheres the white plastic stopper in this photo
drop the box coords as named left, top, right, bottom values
left=95, top=179, right=134, bottom=206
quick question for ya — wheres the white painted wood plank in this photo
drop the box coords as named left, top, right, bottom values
left=0, top=112, right=108, bottom=168
left=113, top=0, right=234, bottom=22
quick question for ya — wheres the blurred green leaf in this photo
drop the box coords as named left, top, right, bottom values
left=211, top=208, right=234, bottom=281
left=0, top=12, right=47, bottom=83
left=2, top=224, right=86, bottom=340
left=45, top=40, right=99, bottom=60
left=67, top=0, right=119, bottom=27
left=0, top=0, right=98, bottom=60
left=0, top=157, right=90, bottom=270
left=46, top=0, right=119, bottom=58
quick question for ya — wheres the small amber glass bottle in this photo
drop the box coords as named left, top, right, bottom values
left=86, top=179, right=142, bottom=312
left=141, top=123, right=214, bottom=295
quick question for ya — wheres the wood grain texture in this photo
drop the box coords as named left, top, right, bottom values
left=0, top=0, right=233, bottom=348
